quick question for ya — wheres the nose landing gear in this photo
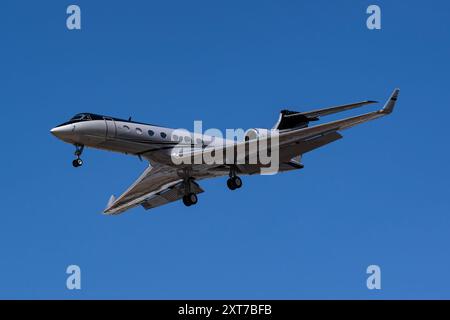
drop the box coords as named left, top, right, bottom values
left=72, top=144, right=84, bottom=168
left=72, top=158, right=83, bottom=168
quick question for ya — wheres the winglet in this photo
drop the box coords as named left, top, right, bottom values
left=381, top=88, right=400, bottom=114
left=104, top=195, right=116, bottom=214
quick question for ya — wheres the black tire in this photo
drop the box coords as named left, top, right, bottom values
left=188, top=193, right=198, bottom=205
left=72, top=159, right=80, bottom=167
left=227, top=178, right=236, bottom=190
left=182, top=195, right=192, bottom=207
left=233, top=176, right=242, bottom=188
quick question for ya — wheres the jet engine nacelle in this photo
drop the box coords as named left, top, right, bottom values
left=244, top=128, right=271, bottom=141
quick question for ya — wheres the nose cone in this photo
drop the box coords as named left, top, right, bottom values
left=50, top=124, right=75, bottom=141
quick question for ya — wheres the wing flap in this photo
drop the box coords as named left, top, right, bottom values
left=104, top=163, right=182, bottom=215
left=280, top=131, right=343, bottom=162
left=141, top=181, right=204, bottom=210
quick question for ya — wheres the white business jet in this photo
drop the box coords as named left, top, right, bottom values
left=50, top=89, right=399, bottom=214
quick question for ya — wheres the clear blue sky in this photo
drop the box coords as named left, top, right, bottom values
left=1, top=0, right=450, bottom=299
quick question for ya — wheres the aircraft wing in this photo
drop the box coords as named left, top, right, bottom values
left=298, top=100, right=377, bottom=118
left=273, top=100, right=378, bottom=130
left=279, top=88, right=399, bottom=145
left=176, top=89, right=399, bottom=165
left=103, top=163, right=204, bottom=215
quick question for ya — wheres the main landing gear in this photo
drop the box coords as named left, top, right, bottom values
left=182, top=175, right=199, bottom=207
left=72, top=144, right=84, bottom=168
left=182, top=192, right=198, bottom=207
left=227, top=166, right=243, bottom=190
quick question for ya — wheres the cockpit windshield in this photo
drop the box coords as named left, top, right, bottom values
left=56, top=113, right=95, bottom=127
left=70, top=113, right=92, bottom=121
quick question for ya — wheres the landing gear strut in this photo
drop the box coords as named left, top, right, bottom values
left=182, top=174, right=198, bottom=207
left=72, top=144, right=84, bottom=168
left=227, top=166, right=243, bottom=190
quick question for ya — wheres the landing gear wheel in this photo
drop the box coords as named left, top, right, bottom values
left=227, top=176, right=242, bottom=190
left=227, top=178, right=236, bottom=190
left=182, top=196, right=192, bottom=207
left=183, top=193, right=198, bottom=207
left=188, top=193, right=198, bottom=205
left=72, top=158, right=83, bottom=167
left=233, top=176, right=242, bottom=188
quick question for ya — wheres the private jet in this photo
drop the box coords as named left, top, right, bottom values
left=50, top=89, right=399, bottom=215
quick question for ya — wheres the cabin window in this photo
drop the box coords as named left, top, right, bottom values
left=136, top=128, right=142, bottom=135
left=148, top=130, right=154, bottom=136
left=123, top=125, right=130, bottom=131
left=160, top=132, right=167, bottom=139
left=173, top=134, right=178, bottom=142
left=203, top=136, right=212, bottom=145
left=184, top=136, right=191, bottom=143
